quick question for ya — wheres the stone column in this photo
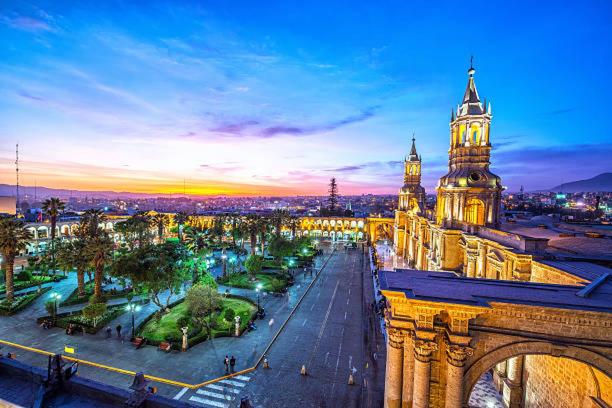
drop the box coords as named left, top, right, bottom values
left=412, top=340, right=438, bottom=408
left=444, top=344, right=474, bottom=408
left=504, top=356, right=524, bottom=408
left=402, top=333, right=414, bottom=408
left=384, top=329, right=405, bottom=408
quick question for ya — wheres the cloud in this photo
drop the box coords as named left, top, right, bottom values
left=210, top=120, right=259, bottom=135
left=259, top=106, right=379, bottom=138
left=6, top=16, right=53, bottom=32
left=17, top=90, right=45, bottom=101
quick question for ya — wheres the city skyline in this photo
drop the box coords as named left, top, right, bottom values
left=1, top=1, right=611, bottom=196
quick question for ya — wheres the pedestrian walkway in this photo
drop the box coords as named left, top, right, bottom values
left=185, top=373, right=252, bottom=408
left=468, top=371, right=504, bottom=408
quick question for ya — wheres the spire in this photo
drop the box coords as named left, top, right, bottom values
left=408, top=133, right=419, bottom=161
left=451, top=108, right=455, bottom=122
left=458, top=57, right=483, bottom=116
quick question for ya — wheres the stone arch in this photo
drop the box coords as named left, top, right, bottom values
left=463, top=340, right=612, bottom=405
left=37, top=226, right=48, bottom=239
left=465, top=198, right=485, bottom=225
left=60, top=224, right=70, bottom=237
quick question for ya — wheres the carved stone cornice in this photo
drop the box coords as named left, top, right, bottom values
left=388, top=328, right=405, bottom=349
left=446, top=344, right=474, bottom=367
left=413, top=339, right=438, bottom=363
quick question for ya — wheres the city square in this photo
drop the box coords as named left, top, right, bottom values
left=0, top=1, right=611, bottom=408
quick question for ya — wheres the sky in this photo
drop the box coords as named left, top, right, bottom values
left=0, top=1, right=611, bottom=196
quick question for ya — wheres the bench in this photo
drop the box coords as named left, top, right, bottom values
left=158, top=341, right=172, bottom=352
left=132, top=337, right=146, bottom=349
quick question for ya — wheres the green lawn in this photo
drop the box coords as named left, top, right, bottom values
left=61, top=281, right=133, bottom=306
left=0, top=275, right=60, bottom=293
left=218, top=272, right=288, bottom=293
left=139, top=297, right=257, bottom=346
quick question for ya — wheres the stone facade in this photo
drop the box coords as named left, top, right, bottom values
left=386, top=64, right=612, bottom=408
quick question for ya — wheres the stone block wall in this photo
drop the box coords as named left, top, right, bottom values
left=523, top=355, right=611, bottom=408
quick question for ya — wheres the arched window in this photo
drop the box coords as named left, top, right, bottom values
left=465, top=199, right=485, bottom=225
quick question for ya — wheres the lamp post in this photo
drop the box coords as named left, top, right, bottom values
left=49, top=292, right=61, bottom=319
left=221, top=250, right=228, bottom=277
left=256, top=283, right=263, bottom=311
left=126, top=303, right=142, bottom=339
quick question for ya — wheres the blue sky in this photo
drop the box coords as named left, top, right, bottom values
left=0, top=0, right=610, bottom=195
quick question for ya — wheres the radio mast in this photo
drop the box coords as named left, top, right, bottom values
left=15, top=143, right=19, bottom=211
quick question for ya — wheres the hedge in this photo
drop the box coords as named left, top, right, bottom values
left=0, top=286, right=52, bottom=316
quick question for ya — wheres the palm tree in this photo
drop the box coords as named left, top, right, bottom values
left=174, top=212, right=189, bottom=242
left=41, top=197, right=65, bottom=275
left=271, top=209, right=289, bottom=239
left=85, top=229, right=113, bottom=300
left=184, top=227, right=210, bottom=254
left=152, top=213, right=169, bottom=243
left=0, top=217, right=33, bottom=302
left=287, top=215, right=300, bottom=240
left=258, top=216, right=272, bottom=255
left=244, top=214, right=261, bottom=256
left=81, top=209, right=107, bottom=238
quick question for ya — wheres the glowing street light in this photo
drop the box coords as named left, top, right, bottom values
left=255, top=283, right=263, bottom=310
left=126, top=303, right=142, bottom=338
left=49, top=292, right=61, bottom=318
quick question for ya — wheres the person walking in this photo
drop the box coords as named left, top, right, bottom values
left=224, top=355, right=230, bottom=373
left=229, top=356, right=236, bottom=373
left=116, top=324, right=122, bottom=339
left=106, top=326, right=112, bottom=338
left=268, top=318, right=275, bottom=328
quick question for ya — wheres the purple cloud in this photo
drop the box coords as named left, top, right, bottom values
left=210, top=120, right=259, bottom=135
left=17, top=90, right=45, bottom=101
left=6, top=16, right=53, bottom=32
left=259, top=106, right=379, bottom=137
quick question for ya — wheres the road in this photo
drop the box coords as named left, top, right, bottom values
left=178, top=243, right=386, bottom=408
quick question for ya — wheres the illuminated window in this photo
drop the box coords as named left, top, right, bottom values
left=465, top=199, right=485, bottom=225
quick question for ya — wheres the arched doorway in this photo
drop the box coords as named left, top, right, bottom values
left=465, top=342, right=612, bottom=408
left=465, top=198, right=485, bottom=225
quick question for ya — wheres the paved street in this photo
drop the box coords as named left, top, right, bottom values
left=0, top=243, right=386, bottom=407
left=175, top=244, right=385, bottom=408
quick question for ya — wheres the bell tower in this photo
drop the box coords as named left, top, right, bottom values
left=436, top=61, right=503, bottom=229
left=398, top=136, right=426, bottom=214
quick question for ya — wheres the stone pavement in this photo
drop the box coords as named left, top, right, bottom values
left=176, top=243, right=385, bottom=408
left=468, top=371, right=504, bottom=408
left=0, top=249, right=334, bottom=401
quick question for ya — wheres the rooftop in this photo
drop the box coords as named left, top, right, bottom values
left=379, top=269, right=612, bottom=314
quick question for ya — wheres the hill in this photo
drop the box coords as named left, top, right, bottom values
left=549, top=173, right=612, bottom=193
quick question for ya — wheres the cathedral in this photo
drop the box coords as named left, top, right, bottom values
left=387, top=64, right=612, bottom=408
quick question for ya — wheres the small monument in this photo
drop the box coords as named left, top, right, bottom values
left=234, top=315, right=241, bottom=337
left=181, top=326, right=189, bottom=352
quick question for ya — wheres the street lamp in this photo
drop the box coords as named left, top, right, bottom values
left=255, top=283, right=263, bottom=310
left=126, top=303, right=142, bottom=338
left=49, top=292, right=61, bottom=318
left=221, top=250, right=228, bottom=277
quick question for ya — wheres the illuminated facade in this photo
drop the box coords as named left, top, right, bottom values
left=388, top=64, right=612, bottom=408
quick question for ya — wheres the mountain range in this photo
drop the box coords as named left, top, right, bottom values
left=549, top=173, right=612, bottom=193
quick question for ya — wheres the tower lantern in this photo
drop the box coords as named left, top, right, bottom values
left=436, top=62, right=503, bottom=229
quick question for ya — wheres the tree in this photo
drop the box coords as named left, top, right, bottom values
left=211, top=215, right=227, bottom=245
left=270, top=209, right=289, bottom=239
left=244, top=215, right=261, bottom=256
left=113, top=242, right=188, bottom=312
left=328, top=177, right=339, bottom=213
left=85, top=229, right=113, bottom=301
left=152, top=213, right=169, bottom=243
left=82, top=302, right=107, bottom=327
left=287, top=215, right=300, bottom=240
left=114, top=212, right=153, bottom=250
left=268, top=236, right=294, bottom=266
left=57, top=235, right=89, bottom=298
left=185, top=284, right=222, bottom=331
left=184, top=227, right=210, bottom=255
left=41, top=197, right=65, bottom=275
left=0, top=216, right=33, bottom=302
left=245, top=255, right=264, bottom=279
left=258, top=217, right=272, bottom=255
left=174, top=212, right=189, bottom=242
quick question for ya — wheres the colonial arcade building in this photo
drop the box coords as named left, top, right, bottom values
left=385, top=66, right=612, bottom=408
